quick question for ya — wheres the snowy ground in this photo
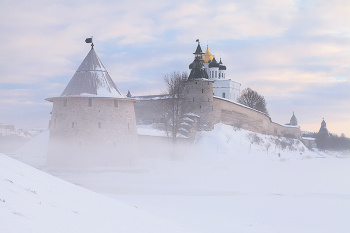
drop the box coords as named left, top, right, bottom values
left=4, top=123, right=350, bottom=232
left=0, top=154, right=194, bottom=233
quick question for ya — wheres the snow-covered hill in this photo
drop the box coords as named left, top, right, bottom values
left=0, top=153, right=193, bottom=233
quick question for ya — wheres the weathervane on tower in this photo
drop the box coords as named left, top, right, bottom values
left=85, top=36, right=94, bottom=48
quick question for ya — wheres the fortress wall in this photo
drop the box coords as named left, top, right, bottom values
left=47, top=97, right=138, bottom=167
left=213, top=97, right=301, bottom=138
left=49, top=97, right=137, bottom=143
left=134, top=98, right=166, bottom=125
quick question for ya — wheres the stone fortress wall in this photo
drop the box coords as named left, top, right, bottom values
left=212, top=97, right=301, bottom=138
left=134, top=80, right=301, bottom=140
left=47, top=97, right=138, bottom=167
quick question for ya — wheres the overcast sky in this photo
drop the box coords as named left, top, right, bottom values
left=0, top=0, right=349, bottom=136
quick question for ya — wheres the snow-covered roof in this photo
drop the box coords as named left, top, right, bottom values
left=59, top=48, right=125, bottom=98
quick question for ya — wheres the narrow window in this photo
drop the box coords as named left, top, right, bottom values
left=195, top=82, right=197, bottom=85
left=208, top=82, right=209, bottom=85
left=215, top=71, right=217, bottom=78
left=71, top=122, right=74, bottom=128
left=63, top=99, right=67, bottom=107
left=222, top=93, right=226, bottom=98
left=202, top=89, right=204, bottom=93
left=200, top=105, right=201, bottom=109
left=54, top=119, right=56, bottom=129
left=219, top=73, right=221, bottom=78
left=88, top=98, right=92, bottom=107
left=187, top=90, right=189, bottom=94
left=114, top=99, right=118, bottom=108
left=98, top=122, right=101, bottom=129
left=128, top=123, right=130, bottom=129
left=193, top=97, right=195, bottom=102
left=208, top=98, right=209, bottom=102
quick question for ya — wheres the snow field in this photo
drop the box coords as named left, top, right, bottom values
left=0, top=154, right=194, bottom=233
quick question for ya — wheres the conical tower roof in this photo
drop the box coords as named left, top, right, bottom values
left=290, top=111, right=298, bottom=126
left=60, top=48, right=124, bottom=98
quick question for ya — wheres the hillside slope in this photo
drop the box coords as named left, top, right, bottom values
left=0, top=153, right=193, bottom=233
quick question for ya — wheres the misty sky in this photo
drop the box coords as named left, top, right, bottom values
left=0, top=0, right=349, bottom=136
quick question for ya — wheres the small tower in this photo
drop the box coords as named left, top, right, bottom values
left=126, top=90, right=132, bottom=98
left=316, top=118, right=330, bottom=150
left=46, top=42, right=138, bottom=167
left=318, top=119, right=330, bottom=137
left=185, top=40, right=214, bottom=130
left=289, top=112, right=298, bottom=126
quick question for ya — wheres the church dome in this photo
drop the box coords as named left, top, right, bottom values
left=209, top=57, right=219, bottom=68
left=218, top=58, right=226, bottom=70
left=202, top=45, right=214, bottom=63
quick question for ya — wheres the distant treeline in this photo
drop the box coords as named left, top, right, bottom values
left=316, top=133, right=350, bottom=151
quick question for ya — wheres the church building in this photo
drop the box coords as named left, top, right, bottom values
left=195, top=43, right=241, bottom=101
left=46, top=42, right=138, bottom=167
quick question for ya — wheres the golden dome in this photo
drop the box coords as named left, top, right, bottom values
left=202, top=44, right=214, bottom=63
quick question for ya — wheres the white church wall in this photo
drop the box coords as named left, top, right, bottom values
left=212, top=79, right=241, bottom=102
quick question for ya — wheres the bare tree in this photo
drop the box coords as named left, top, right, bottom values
left=237, top=88, right=269, bottom=115
left=162, top=71, right=189, bottom=141
left=265, top=142, right=271, bottom=154
left=246, top=133, right=263, bottom=152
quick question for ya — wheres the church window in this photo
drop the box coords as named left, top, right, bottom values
left=195, top=82, right=197, bottom=85
left=193, top=97, right=195, bottom=102
left=200, top=105, right=201, bottom=109
left=89, top=98, right=92, bottom=107
left=63, top=99, right=67, bottom=107
left=71, top=122, right=74, bottom=128
left=128, top=123, right=130, bottom=129
left=202, top=89, right=203, bottom=93
left=114, top=99, right=118, bottom=108
left=222, top=92, right=226, bottom=98
left=98, top=122, right=101, bottom=129
left=215, top=71, right=217, bottom=78
left=219, top=73, right=221, bottom=78
left=208, top=98, right=209, bottom=102
left=54, top=119, right=56, bottom=129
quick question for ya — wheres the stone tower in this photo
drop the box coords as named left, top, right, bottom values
left=318, top=119, right=330, bottom=137
left=289, top=112, right=298, bottom=126
left=46, top=43, right=138, bottom=167
left=186, top=40, right=214, bottom=130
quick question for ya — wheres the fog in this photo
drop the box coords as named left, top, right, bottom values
left=2, top=123, right=350, bottom=232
